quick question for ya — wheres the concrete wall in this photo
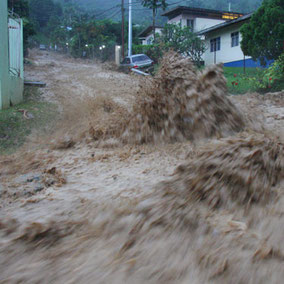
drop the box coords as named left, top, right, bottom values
left=0, top=1, right=24, bottom=109
left=168, top=14, right=225, bottom=33
left=9, top=17, right=24, bottom=105
left=195, top=18, right=225, bottom=32
left=168, top=15, right=183, bottom=25
left=203, top=22, right=250, bottom=66
left=223, top=58, right=274, bottom=68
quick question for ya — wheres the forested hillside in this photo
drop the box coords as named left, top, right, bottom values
left=56, top=0, right=263, bottom=25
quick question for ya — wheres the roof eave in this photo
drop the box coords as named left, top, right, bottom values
left=198, top=14, right=252, bottom=35
left=138, top=26, right=163, bottom=37
left=162, top=6, right=243, bottom=18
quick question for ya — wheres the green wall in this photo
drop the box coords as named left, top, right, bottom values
left=0, top=0, right=10, bottom=109
left=0, top=0, right=23, bottom=110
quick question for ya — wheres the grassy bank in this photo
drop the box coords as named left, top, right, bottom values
left=223, top=67, right=263, bottom=94
left=0, top=87, right=58, bottom=155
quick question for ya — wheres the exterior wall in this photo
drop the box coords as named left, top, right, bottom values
left=223, top=58, right=274, bottom=68
left=0, top=1, right=24, bottom=110
left=8, top=17, right=24, bottom=105
left=168, top=14, right=225, bottom=32
left=0, top=0, right=10, bottom=109
left=141, top=28, right=163, bottom=45
left=168, top=15, right=183, bottom=25
left=195, top=18, right=225, bottom=32
left=9, top=18, right=24, bottom=77
left=203, top=22, right=250, bottom=66
left=9, top=76, right=24, bottom=104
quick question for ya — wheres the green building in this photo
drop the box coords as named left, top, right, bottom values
left=0, top=0, right=24, bottom=109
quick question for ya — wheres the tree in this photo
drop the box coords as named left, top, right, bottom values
left=8, top=0, right=29, bottom=17
left=8, top=0, right=36, bottom=52
left=141, top=0, right=167, bottom=41
left=241, top=0, right=284, bottom=66
left=161, top=24, right=206, bottom=66
left=29, top=0, right=62, bottom=28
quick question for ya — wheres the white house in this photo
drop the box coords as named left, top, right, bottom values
left=162, top=6, right=243, bottom=33
left=198, top=14, right=251, bottom=66
left=198, top=13, right=273, bottom=67
left=139, top=26, right=163, bottom=45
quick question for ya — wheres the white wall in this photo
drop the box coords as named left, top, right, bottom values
left=168, top=14, right=225, bottom=32
left=142, top=34, right=153, bottom=45
left=203, top=23, right=251, bottom=65
left=141, top=28, right=163, bottom=45
left=168, top=15, right=182, bottom=25
left=195, top=18, right=225, bottom=32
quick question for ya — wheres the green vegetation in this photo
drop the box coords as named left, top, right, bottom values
left=29, top=0, right=63, bottom=28
left=13, top=0, right=143, bottom=60
left=141, top=1, right=168, bottom=40
left=241, top=0, right=284, bottom=66
left=224, top=67, right=261, bottom=94
left=224, top=55, right=284, bottom=94
left=161, top=24, right=205, bottom=66
left=133, top=44, right=163, bottom=63
left=55, top=0, right=263, bottom=23
left=133, top=24, right=206, bottom=66
left=246, top=53, right=284, bottom=92
left=0, top=87, right=58, bottom=155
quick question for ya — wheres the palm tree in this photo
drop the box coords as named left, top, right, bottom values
left=141, top=0, right=168, bottom=42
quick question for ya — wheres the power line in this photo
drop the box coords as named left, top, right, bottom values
left=103, top=8, right=122, bottom=20
left=124, top=0, right=188, bottom=11
left=92, top=0, right=188, bottom=20
left=93, top=4, right=121, bottom=18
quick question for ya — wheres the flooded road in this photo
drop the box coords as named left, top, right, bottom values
left=0, top=50, right=283, bottom=283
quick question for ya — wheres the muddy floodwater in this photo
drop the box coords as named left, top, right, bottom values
left=0, top=50, right=283, bottom=284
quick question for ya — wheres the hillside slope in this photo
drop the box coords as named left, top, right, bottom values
left=56, top=0, right=263, bottom=24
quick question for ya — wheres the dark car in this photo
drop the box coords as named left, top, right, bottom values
left=120, top=54, right=154, bottom=73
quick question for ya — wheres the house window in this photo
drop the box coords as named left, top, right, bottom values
left=210, top=37, right=221, bottom=52
left=187, top=19, right=194, bottom=30
left=231, top=32, right=239, bottom=47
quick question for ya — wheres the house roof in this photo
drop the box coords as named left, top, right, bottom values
left=197, top=13, right=252, bottom=35
left=162, top=6, right=243, bottom=20
left=138, top=26, right=163, bottom=38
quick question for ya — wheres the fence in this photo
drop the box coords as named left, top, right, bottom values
left=8, top=15, right=23, bottom=77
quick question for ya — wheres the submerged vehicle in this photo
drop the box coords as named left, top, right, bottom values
left=120, top=54, right=154, bottom=73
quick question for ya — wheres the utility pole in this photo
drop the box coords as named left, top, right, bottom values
left=121, top=0, right=125, bottom=59
left=128, top=0, right=132, bottom=57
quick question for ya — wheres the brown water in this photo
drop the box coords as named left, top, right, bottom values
left=0, top=50, right=283, bottom=284
left=121, top=51, right=245, bottom=144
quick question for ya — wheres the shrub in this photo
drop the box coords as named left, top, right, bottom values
left=248, top=53, right=284, bottom=92
left=133, top=44, right=164, bottom=63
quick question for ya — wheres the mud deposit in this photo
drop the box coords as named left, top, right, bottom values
left=0, top=50, right=283, bottom=283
